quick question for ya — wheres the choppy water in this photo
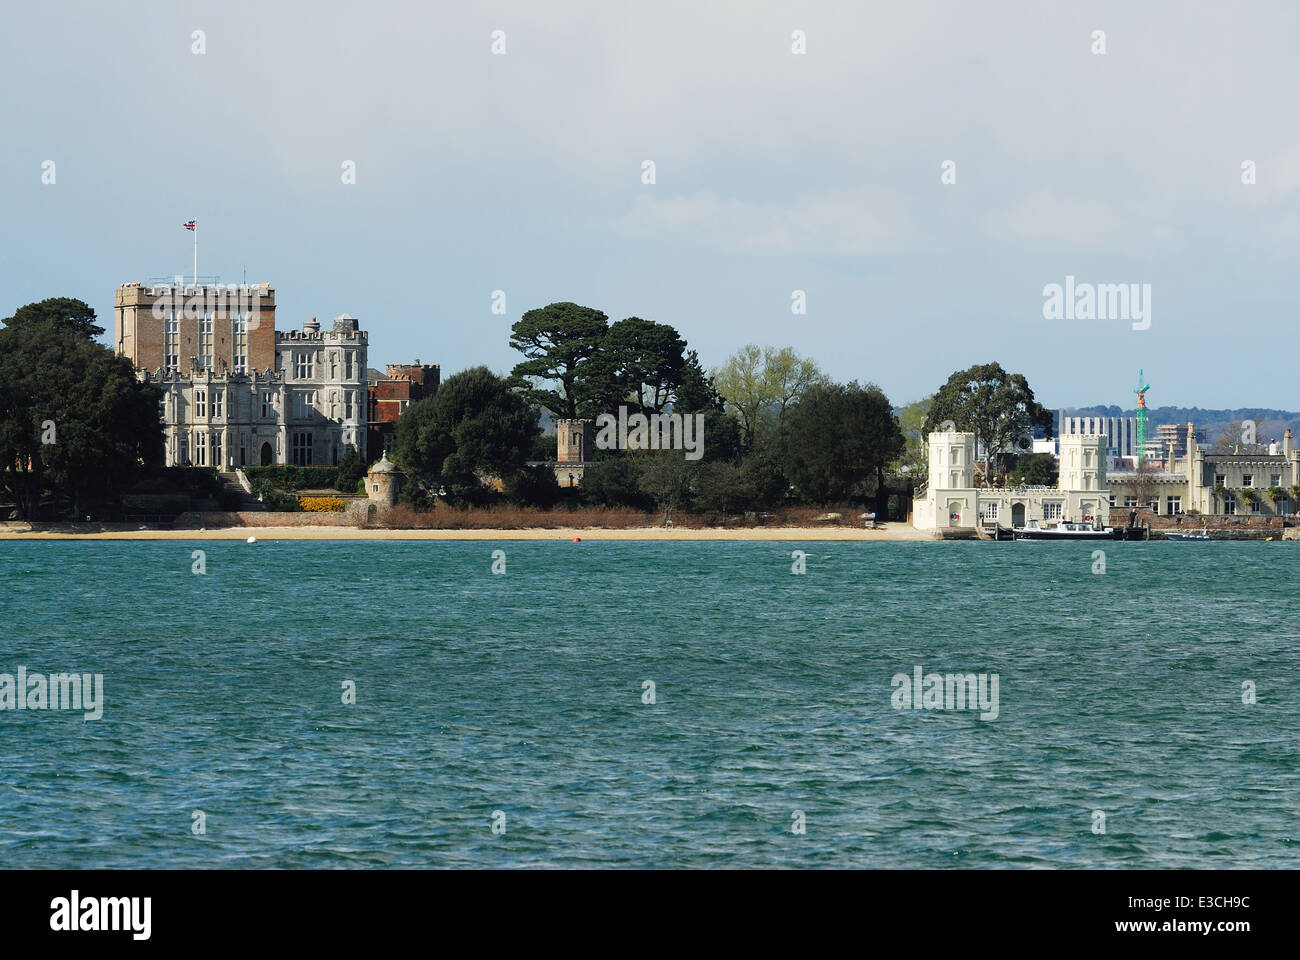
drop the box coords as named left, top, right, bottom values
left=0, top=539, right=1296, bottom=868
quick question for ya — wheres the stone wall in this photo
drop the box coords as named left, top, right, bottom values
left=173, top=500, right=372, bottom=528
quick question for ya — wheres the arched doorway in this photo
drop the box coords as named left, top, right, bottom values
left=260, top=442, right=273, bottom=466
left=1011, top=502, right=1026, bottom=528
left=947, top=501, right=962, bottom=526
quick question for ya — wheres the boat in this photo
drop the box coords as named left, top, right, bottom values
left=1166, top=529, right=1212, bottom=541
left=1013, top=519, right=1114, bottom=540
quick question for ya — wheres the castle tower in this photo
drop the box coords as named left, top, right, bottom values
left=1058, top=434, right=1107, bottom=491
left=556, top=419, right=593, bottom=463
left=366, top=452, right=401, bottom=507
left=927, top=431, right=975, bottom=489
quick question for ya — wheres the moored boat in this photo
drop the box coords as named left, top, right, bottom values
left=1013, top=519, right=1114, bottom=540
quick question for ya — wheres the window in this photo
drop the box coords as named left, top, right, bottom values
left=330, top=352, right=338, bottom=378
left=1251, top=497, right=1262, bottom=513
left=211, top=432, right=223, bottom=467
left=233, top=315, right=247, bottom=373
left=262, top=391, right=274, bottom=419
left=195, top=433, right=207, bottom=466
left=1043, top=502, right=1063, bottom=521
left=292, top=432, right=314, bottom=467
left=345, top=392, right=354, bottom=419
left=293, top=391, right=316, bottom=419
left=344, top=353, right=353, bottom=379
left=1222, top=494, right=1236, bottom=515
left=330, top=391, right=338, bottom=418
left=212, top=390, right=223, bottom=418
left=1108, top=494, right=1116, bottom=507
left=165, top=312, right=179, bottom=371
left=1167, top=496, right=1182, bottom=515
left=178, top=436, right=188, bottom=465
left=295, top=352, right=313, bottom=379
left=194, top=390, right=206, bottom=418
left=1215, top=473, right=1225, bottom=486
left=198, top=317, right=213, bottom=371
left=1271, top=474, right=1281, bottom=487
left=1148, top=498, right=1160, bottom=515
left=1242, top=474, right=1253, bottom=487
left=979, top=502, right=999, bottom=521
left=1123, top=495, right=1138, bottom=508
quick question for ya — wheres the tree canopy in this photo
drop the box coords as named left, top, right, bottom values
left=2, top=297, right=104, bottom=339
left=774, top=381, right=904, bottom=504
left=0, top=313, right=160, bottom=519
left=922, top=362, right=1052, bottom=473
left=392, top=366, right=538, bottom=503
left=507, top=302, right=609, bottom=419
left=578, top=316, right=686, bottom=415
left=712, top=344, right=826, bottom=448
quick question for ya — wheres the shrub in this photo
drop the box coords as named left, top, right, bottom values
left=244, top=465, right=340, bottom=491
left=300, top=496, right=346, bottom=512
left=504, top=465, right=562, bottom=507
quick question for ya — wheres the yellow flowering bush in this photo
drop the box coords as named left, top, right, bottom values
left=299, top=496, right=346, bottom=513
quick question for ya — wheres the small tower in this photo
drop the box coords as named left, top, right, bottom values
left=367, top=452, right=401, bottom=506
left=556, top=419, right=593, bottom=463
left=928, top=430, right=975, bottom=489
left=1058, top=434, right=1107, bottom=491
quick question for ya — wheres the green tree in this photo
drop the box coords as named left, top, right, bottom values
left=392, top=366, right=537, bottom=504
left=712, top=345, right=826, bottom=448
left=336, top=447, right=366, bottom=491
left=2, top=297, right=104, bottom=339
left=580, top=457, right=651, bottom=509
left=1008, top=452, right=1058, bottom=486
left=0, top=316, right=161, bottom=519
left=774, top=381, right=905, bottom=506
left=507, top=302, right=609, bottom=419
left=895, top=395, right=934, bottom=480
left=579, top=317, right=686, bottom=415
left=636, top=450, right=694, bottom=522
left=922, top=362, right=1053, bottom=476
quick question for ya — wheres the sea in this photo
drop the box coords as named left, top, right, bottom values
left=0, top=539, right=1296, bottom=868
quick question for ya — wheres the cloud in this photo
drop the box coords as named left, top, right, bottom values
left=986, top=190, right=1184, bottom=256
left=617, top=188, right=916, bottom=256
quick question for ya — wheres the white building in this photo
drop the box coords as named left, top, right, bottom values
left=912, top=430, right=1110, bottom=532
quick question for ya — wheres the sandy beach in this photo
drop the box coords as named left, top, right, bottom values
left=0, top=523, right=933, bottom=542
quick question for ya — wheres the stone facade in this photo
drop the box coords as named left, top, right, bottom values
left=115, top=282, right=367, bottom=468
left=912, top=430, right=1110, bottom=531
left=1107, top=425, right=1300, bottom=517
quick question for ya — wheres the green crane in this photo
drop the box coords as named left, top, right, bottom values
left=1134, top=369, right=1150, bottom=467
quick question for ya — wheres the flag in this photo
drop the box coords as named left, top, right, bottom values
left=183, top=220, right=196, bottom=231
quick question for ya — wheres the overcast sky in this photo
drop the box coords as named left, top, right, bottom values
left=3, top=0, right=1298, bottom=409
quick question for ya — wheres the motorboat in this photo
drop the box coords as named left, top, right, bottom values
left=1013, top=519, right=1114, bottom=540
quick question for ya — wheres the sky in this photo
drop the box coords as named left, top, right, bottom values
left=2, top=0, right=1298, bottom=410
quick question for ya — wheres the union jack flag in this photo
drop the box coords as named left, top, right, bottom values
left=183, top=220, right=196, bottom=231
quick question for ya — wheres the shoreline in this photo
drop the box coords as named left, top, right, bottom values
left=0, top=523, right=932, bottom=542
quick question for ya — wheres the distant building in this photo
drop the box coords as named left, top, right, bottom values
left=366, top=363, right=440, bottom=458
left=1058, top=411, right=1137, bottom=464
left=1108, top=424, right=1300, bottom=516
left=115, top=281, right=367, bottom=468
left=527, top=418, right=594, bottom=488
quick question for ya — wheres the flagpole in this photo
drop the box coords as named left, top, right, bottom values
left=193, top=222, right=198, bottom=286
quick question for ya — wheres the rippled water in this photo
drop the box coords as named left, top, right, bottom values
left=0, top=539, right=1296, bottom=868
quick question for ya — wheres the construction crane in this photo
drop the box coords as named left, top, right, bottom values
left=1134, top=369, right=1151, bottom=467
